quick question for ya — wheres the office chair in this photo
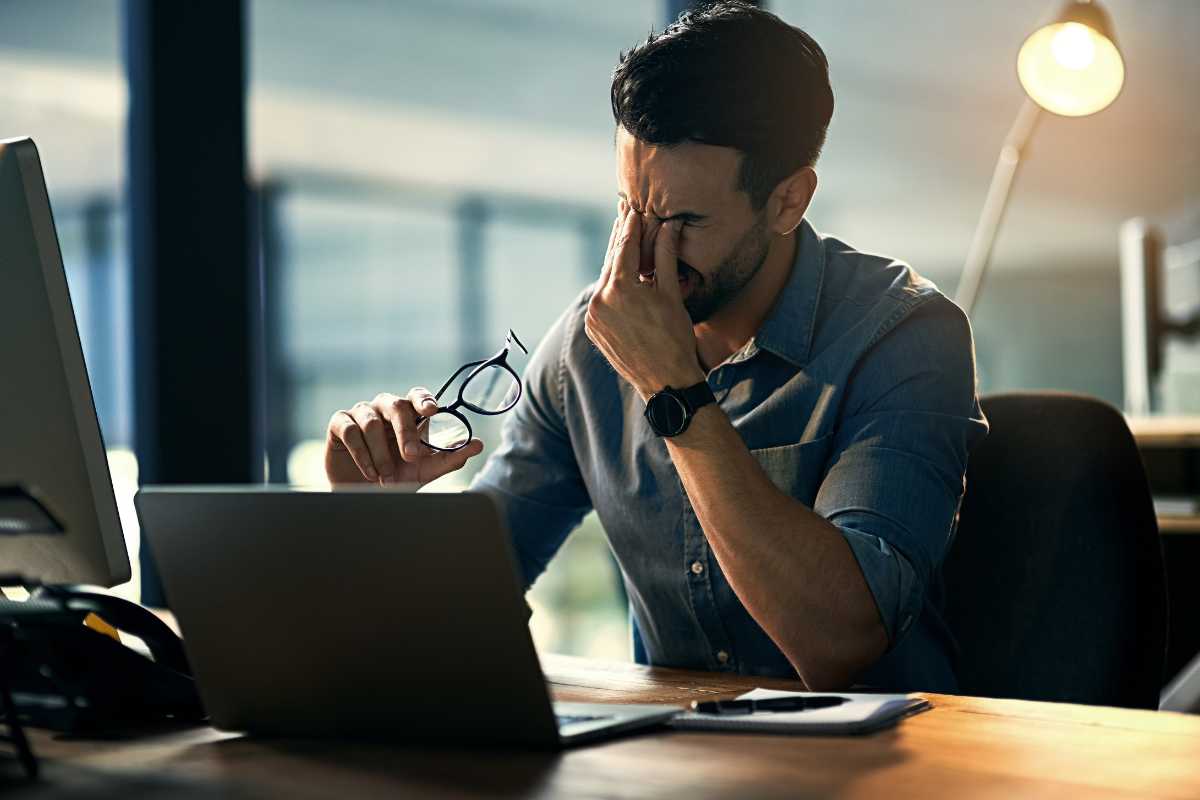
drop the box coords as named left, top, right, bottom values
left=942, top=392, right=1168, bottom=709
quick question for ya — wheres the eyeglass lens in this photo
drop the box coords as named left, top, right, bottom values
left=422, top=412, right=472, bottom=450
left=461, top=365, right=521, bottom=413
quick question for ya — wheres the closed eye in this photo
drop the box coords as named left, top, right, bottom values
left=659, top=211, right=707, bottom=227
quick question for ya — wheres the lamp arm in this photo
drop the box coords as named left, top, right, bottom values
left=1164, top=309, right=1200, bottom=339
left=955, top=98, right=1042, bottom=317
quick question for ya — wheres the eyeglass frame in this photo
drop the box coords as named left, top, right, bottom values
left=415, top=329, right=528, bottom=452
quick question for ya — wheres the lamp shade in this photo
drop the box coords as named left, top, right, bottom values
left=1017, top=0, right=1124, bottom=117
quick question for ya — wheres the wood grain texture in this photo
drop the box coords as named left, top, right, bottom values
left=1126, top=416, right=1200, bottom=448
left=1158, top=516, right=1200, bottom=535
left=9, top=653, right=1200, bottom=799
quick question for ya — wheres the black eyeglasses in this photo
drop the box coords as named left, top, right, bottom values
left=416, top=329, right=528, bottom=452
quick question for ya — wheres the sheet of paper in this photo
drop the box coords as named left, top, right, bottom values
left=737, top=687, right=917, bottom=704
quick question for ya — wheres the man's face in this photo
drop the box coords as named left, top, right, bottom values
left=615, top=126, right=772, bottom=323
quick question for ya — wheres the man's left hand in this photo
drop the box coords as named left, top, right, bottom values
left=585, top=204, right=706, bottom=400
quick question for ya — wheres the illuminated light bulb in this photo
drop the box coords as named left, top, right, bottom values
left=1051, top=22, right=1096, bottom=70
left=1017, top=8, right=1124, bottom=117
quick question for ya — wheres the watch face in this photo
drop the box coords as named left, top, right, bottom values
left=646, top=391, right=689, bottom=436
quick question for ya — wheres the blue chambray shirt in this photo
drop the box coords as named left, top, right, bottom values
left=470, top=219, right=988, bottom=692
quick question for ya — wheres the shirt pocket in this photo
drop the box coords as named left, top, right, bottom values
left=748, top=433, right=836, bottom=508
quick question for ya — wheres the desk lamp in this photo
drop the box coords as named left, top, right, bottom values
left=955, top=0, right=1125, bottom=316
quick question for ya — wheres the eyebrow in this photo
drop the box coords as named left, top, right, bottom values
left=616, top=192, right=708, bottom=223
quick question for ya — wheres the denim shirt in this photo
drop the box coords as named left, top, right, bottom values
left=470, top=219, right=988, bottom=692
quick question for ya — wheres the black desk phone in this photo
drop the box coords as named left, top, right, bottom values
left=0, top=585, right=204, bottom=731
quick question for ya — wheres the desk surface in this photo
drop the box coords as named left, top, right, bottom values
left=1127, top=415, right=1200, bottom=448
left=12, top=654, right=1200, bottom=799
left=1125, top=415, right=1200, bottom=535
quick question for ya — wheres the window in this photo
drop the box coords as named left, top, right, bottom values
left=250, top=1, right=659, bottom=658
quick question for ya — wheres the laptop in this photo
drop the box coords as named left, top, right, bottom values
left=134, top=486, right=678, bottom=747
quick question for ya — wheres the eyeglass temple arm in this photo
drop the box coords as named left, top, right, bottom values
left=507, top=329, right=529, bottom=355
left=432, top=360, right=486, bottom=403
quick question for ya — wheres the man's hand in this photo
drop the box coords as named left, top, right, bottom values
left=324, top=389, right=484, bottom=486
left=585, top=204, right=705, bottom=400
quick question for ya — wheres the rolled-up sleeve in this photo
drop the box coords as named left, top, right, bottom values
left=815, top=297, right=988, bottom=648
left=469, top=297, right=593, bottom=590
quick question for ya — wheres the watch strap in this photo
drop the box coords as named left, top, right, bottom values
left=678, top=380, right=716, bottom=415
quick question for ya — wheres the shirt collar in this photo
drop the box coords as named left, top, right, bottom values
left=746, top=218, right=825, bottom=368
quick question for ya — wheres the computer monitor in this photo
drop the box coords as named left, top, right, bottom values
left=1120, top=217, right=1200, bottom=415
left=1119, top=218, right=1165, bottom=416
left=0, top=137, right=130, bottom=586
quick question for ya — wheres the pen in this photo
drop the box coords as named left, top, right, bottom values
left=691, top=696, right=847, bottom=715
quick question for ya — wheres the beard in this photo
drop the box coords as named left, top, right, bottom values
left=679, top=213, right=772, bottom=324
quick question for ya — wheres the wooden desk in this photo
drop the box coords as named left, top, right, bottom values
left=1127, top=416, right=1200, bottom=449
left=1127, top=415, right=1200, bottom=535
left=1126, top=416, right=1200, bottom=681
left=1158, top=515, right=1200, bottom=534
left=10, top=654, right=1200, bottom=799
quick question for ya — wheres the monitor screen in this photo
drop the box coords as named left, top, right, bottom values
left=0, top=137, right=130, bottom=586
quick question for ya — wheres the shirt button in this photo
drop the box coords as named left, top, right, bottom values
left=716, top=650, right=730, bottom=665
left=690, top=561, right=704, bottom=575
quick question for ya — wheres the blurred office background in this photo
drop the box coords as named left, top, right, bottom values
left=1, top=0, right=1197, bottom=660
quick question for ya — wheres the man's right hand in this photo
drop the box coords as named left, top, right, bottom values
left=324, top=389, right=485, bottom=487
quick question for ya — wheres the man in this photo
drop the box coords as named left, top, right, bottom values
left=324, top=2, right=988, bottom=692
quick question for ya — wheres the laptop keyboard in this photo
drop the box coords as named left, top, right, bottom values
left=556, top=713, right=612, bottom=728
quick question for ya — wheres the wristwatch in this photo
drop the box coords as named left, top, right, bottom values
left=644, top=380, right=716, bottom=437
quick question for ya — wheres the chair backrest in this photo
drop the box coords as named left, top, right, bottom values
left=943, top=392, right=1168, bottom=709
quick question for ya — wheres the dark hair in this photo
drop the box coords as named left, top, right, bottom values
left=610, top=1, right=834, bottom=210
